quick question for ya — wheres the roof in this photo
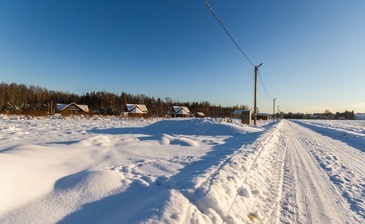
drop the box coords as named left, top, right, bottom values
left=257, top=113, right=269, bottom=116
left=172, top=106, right=190, bottom=115
left=56, top=102, right=89, bottom=113
left=56, top=104, right=68, bottom=111
left=77, top=105, right=89, bottom=112
left=233, top=110, right=251, bottom=115
left=126, top=104, right=148, bottom=114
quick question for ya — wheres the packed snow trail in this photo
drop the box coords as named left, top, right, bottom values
left=279, top=120, right=363, bottom=223
left=140, top=120, right=288, bottom=223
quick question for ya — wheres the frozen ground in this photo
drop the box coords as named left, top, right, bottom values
left=0, top=116, right=364, bottom=223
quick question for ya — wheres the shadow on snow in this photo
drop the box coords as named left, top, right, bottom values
left=57, top=119, right=266, bottom=223
left=292, top=120, right=365, bottom=153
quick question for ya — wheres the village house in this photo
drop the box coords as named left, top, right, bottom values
left=233, top=109, right=245, bottom=118
left=124, top=104, right=148, bottom=117
left=171, top=106, right=190, bottom=118
left=56, top=102, right=89, bottom=115
left=257, top=113, right=269, bottom=120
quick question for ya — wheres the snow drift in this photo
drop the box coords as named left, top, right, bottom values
left=1, top=116, right=364, bottom=223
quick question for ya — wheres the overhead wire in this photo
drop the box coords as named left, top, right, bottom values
left=202, top=0, right=273, bottom=101
left=202, top=0, right=255, bottom=67
left=258, top=70, right=272, bottom=100
left=183, top=0, right=242, bottom=60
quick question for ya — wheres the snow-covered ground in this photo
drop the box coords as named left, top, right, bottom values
left=0, top=116, right=364, bottom=223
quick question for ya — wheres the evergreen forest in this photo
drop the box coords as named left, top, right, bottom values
left=0, top=82, right=243, bottom=117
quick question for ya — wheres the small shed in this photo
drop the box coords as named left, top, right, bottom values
left=241, top=110, right=252, bottom=125
left=257, top=113, right=269, bottom=120
left=233, top=109, right=244, bottom=118
left=56, top=102, right=89, bottom=115
left=172, top=106, right=190, bottom=118
left=125, top=104, right=148, bottom=117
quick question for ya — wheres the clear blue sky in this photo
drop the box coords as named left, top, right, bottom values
left=1, top=0, right=364, bottom=113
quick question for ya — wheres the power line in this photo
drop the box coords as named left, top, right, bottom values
left=202, top=0, right=255, bottom=67
left=183, top=0, right=242, bottom=60
left=202, top=0, right=273, bottom=106
left=258, top=70, right=272, bottom=100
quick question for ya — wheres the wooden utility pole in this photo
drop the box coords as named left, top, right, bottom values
left=273, top=98, right=277, bottom=121
left=254, top=63, right=263, bottom=126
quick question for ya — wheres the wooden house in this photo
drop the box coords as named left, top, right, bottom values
left=124, top=104, right=148, bottom=117
left=257, top=113, right=269, bottom=120
left=56, top=102, right=89, bottom=115
left=172, top=106, right=190, bottom=118
left=233, top=109, right=244, bottom=118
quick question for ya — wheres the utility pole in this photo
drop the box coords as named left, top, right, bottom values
left=50, top=101, right=53, bottom=115
left=120, top=98, right=123, bottom=116
left=254, top=63, right=263, bottom=125
left=273, top=97, right=276, bottom=121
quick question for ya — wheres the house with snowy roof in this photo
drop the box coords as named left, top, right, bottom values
left=257, top=113, right=269, bottom=120
left=124, top=104, right=148, bottom=117
left=56, top=102, right=89, bottom=115
left=172, top=106, right=190, bottom=118
left=233, top=109, right=251, bottom=118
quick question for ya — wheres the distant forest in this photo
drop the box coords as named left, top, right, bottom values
left=0, top=82, right=244, bottom=117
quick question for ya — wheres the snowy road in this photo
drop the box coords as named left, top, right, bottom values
left=1, top=116, right=364, bottom=223
left=279, top=120, right=363, bottom=223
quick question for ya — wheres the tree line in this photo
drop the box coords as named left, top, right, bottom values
left=284, top=110, right=355, bottom=120
left=0, top=82, right=243, bottom=117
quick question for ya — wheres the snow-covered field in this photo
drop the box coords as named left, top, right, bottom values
left=1, top=116, right=364, bottom=223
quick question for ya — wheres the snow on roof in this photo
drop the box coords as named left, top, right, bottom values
left=257, top=113, right=269, bottom=116
left=126, top=104, right=148, bottom=113
left=173, top=106, right=190, bottom=115
left=77, top=105, right=89, bottom=112
left=233, top=110, right=242, bottom=115
left=233, top=110, right=251, bottom=115
left=126, top=104, right=135, bottom=111
left=56, top=102, right=89, bottom=112
left=56, top=104, right=68, bottom=111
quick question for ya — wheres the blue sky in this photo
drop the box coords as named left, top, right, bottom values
left=1, top=0, right=364, bottom=113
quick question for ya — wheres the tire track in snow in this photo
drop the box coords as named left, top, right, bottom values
left=293, top=120, right=365, bottom=220
left=222, top=121, right=286, bottom=223
left=178, top=141, right=261, bottom=222
left=179, top=121, right=286, bottom=223
left=144, top=122, right=286, bottom=223
left=261, top=131, right=287, bottom=223
left=279, top=143, right=299, bottom=224
left=279, top=120, right=362, bottom=223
